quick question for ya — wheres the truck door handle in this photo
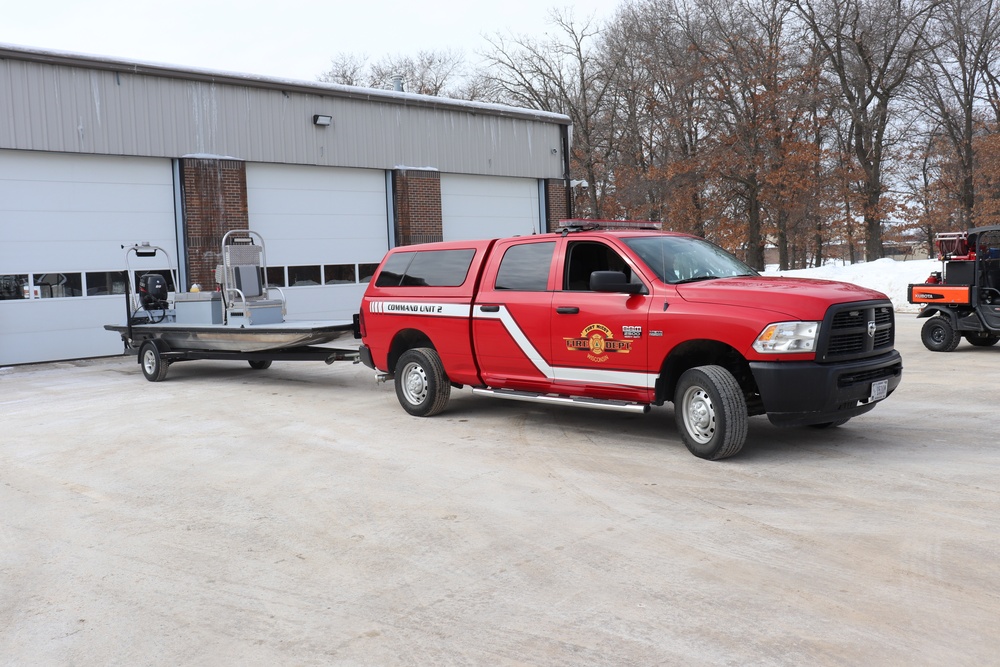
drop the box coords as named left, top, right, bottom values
left=556, top=306, right=579, bottom=314
left=479, top=305, right=500, bottom=312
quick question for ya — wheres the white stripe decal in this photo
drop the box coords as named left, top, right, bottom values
left=369, top=301, right=470, bottom=317
left=475, top=304, right=657, bottom=390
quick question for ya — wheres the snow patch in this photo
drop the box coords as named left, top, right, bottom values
left=764, top=258, right=939, bottom=313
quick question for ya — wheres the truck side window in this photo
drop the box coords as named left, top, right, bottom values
left=495, top=242, right=555, bottom=291
left=563, top=241, right=633, bottom=291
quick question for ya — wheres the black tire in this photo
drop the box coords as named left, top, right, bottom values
left=248, top=359, right=272, bottom=370
left=394, top=347, right=450, bottom=417
left=921, top=316, right=961, bottom=352
left=139, top=341, right=169, bottom=382
left=964, top=333, right=1000, bottom=347
left=809, top=418, right=851, bottom=429
left=674, top=365, right=748, bottom=460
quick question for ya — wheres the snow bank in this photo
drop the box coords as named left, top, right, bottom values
left=763, top=258, right=939, bottom=313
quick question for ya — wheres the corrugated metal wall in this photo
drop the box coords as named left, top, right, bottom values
left=0, top=50, right=569, bottom=180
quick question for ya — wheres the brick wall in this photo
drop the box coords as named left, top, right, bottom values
left=394, top=169, right=442, bottom=246
left=181, top=158, right=249, bottom=288
left=545, top=179, right=570, bottom=232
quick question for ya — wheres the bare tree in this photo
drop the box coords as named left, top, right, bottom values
left=481, top=10, right=617, bottom=218
left=913, top=0, right=1000, bottom=229
left=791, top=0, right=941, bottom=260
left=318, top=49, right=470, bottom=98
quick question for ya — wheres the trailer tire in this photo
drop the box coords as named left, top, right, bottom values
left=674, top=365, right=747, bottom=460
left=395, top=347, right=450, bottom=417
left=921, top=316, right=961, bottom=352
left=140, top=342, right=169, bottom=382
left=248, top=359, right=272, bottom=370
left=964, top=333, right=1000, bottom=347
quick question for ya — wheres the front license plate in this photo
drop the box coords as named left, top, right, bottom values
left=870, top=379, right=888, bottom=401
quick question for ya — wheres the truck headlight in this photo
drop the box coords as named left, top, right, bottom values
left=753, top=321, right=819, bottom=353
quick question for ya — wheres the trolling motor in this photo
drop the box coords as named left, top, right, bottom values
left=138, top=273, right=169, bottom=310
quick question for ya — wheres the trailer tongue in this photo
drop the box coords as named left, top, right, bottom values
left=105, top=230, right=359, bottom=381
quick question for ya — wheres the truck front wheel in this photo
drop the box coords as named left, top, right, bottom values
left=395, top=347, right=450, bottom=417
left=921, top=316, right=961, bottom=352
left=674, top=365, right=748, bottom=460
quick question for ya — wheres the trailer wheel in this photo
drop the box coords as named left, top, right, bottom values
left=964, top=333, right=1000, bottom=347
left=139, top=342, right=169, bottom=382
left=248, top=359, right=272, bottom=370
left=921, top=316, right=961, bottom=352
left=395, top=347, right=450, bottom=417
left=674, top=365, right=747, bottom=460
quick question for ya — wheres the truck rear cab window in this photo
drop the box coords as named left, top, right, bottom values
left=495, top=242, right=555, bottom=290
left=374, top=249, right=476, bottom=287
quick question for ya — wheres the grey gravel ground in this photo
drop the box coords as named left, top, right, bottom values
left=1, top=314, right=998, bottom=666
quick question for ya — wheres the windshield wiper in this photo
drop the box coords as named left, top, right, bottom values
left=674, top=275, right=721, bottom=284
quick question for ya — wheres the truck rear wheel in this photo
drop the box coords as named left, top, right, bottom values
left=674, top=365, right=747, bottom=460
left=921, top=316, right=961, bottom=352
left=395, top=347, right=450, bottom=417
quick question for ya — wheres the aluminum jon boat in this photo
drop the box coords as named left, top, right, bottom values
left=105, top=230, right=358, bottom=381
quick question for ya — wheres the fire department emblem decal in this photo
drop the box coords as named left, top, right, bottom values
left=564, top=323, right=632, bottom=363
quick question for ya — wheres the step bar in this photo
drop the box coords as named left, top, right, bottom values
left=471, top=387, right=650, bottom=414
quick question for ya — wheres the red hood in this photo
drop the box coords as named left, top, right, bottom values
left=675, top=276, right=890, bottom=320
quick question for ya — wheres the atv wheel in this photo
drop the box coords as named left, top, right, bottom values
left=964, top=333, right=1000, bottom=347
left=921, top=317, right=961, bottom=352
left=394, top=347, right=450, bottom=417
left=674, top=365, right=747, bottom=460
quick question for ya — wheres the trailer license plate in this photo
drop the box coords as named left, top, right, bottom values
left=870, top=379, right=888, bottom=401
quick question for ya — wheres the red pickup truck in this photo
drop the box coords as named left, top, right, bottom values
left=358, top=227, right=902, bottom=459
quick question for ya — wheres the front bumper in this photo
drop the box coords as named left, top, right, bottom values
left=750, top=350, right=903, bottom=426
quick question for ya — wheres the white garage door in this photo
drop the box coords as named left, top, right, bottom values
left=246, top=163, right=389, bottom=321
left=0, top=150, right=177, bottom=366
left=441, top=174, right=541, bottom=241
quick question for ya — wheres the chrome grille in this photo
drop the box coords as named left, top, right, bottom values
left=819, top=302, right=895, bottom=362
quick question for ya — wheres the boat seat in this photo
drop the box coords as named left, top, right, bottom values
left=234, top=265, right=264, bottom=298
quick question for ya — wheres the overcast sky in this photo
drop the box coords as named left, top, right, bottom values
left=4, top=0, right=620, bottom=83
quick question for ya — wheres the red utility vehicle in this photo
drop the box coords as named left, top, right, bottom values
left=359, top=226, right=902, bottom=460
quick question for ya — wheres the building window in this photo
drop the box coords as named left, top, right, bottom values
left=358, top=263, right=379, bottom=283
left=266, top=267, right=286, bottom=288
left=288, top=265, right=321, bottom=286
left=324, top=264, right=356, bottom=284
left=32, top=272, right=84, bottom=298
left=0, top=274, right=29, bottom=300
left=85, top=271, right=128, bottom=296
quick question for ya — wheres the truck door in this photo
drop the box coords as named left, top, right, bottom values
left=472, top=239, right=557, bottom=391
left=548, top=239, right=654, bottom=402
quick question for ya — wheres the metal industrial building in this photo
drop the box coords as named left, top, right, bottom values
left=0, top=44, right=573, bottom=366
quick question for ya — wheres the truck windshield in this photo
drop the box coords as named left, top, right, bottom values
left=622, top=236, right=758, bottom=285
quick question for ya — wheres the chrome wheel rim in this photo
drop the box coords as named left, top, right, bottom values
left=401, top=361, right=428, bottom=405
left=142, top=349, right=157, bottom=375
left=682, top=385, right=716, bottom=444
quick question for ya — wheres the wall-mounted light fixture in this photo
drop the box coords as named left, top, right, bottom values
left=313, top=114, right=332, bottom=127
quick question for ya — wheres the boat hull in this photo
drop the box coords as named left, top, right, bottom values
left=105, top=320, right=354, bottom=353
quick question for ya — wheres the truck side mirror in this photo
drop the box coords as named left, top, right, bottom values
left=590, top=270, right=644, bottom=294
